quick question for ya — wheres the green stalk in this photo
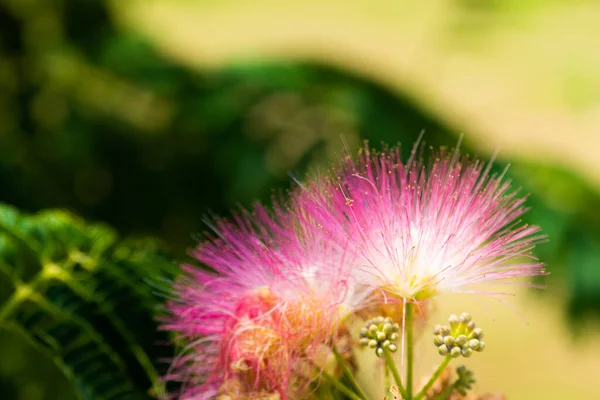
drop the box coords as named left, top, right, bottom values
left=414, top=356, right=452, bottom=400
left=385, top=361, right=390, bottom=394
left=332, top=347, right=369, bottom=400
left=406, top=302, right=414, bottom=399
left=321, top=369, right=366, bottom=400
left=384, top=349, right=408, bottom=399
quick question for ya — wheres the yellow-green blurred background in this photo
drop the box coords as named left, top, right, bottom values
left=2, top=0, right=600, bottom=399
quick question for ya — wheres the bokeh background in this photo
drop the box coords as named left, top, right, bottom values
left=1, top=0, right=600, bottom=399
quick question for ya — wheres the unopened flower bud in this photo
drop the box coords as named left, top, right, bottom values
left=470, top=328, right=483, bottom=339
left=360, top=338, right=369, bottom=346
left=476, top=340, right=486, bottom=352
left=438, top=344, right=449, bottom=355
left=383, top=323, right=393, bottom=333
left=361, top=315, right=401, bottom=357
left=449, top=314, right=460, bottom=329
left=389, top=344, right=398, bottom=353
left=443, top=336, right=455, bottom=347
left=433, top=313, right=487, bottom=358
left=466, top=321, right=476, bottom=332
left=450, top=347, right=461, bottom=358
left=455, top=334, right=468, bottom=347
left=359, top=327, right=368, bottom=337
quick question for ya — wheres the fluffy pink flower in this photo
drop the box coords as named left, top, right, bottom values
left=307, top=142, right=546, bottom=304
left=162, top=201, right=355, bottom=399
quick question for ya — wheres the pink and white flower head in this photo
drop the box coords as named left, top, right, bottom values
left=162, top=201, right=355, bottom=400
left=316, top=141, right=546, bottom=305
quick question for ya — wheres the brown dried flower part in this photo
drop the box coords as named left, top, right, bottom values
left=422, top=365, right=453, bottom=398
left=292, top=326, right=356, bottom=381
left=388, top=385, right=403, bottom=399
left=216, top=377, right=281, bottom=400
left=336, top=324, right=358, bottom=372
left=216, top=392, right=280, bottom=400
left=417, top=365, right=507, bottom=400
left=473, top=395, right=508, bottom=400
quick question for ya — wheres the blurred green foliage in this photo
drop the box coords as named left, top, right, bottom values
left=0, top=0, right=451, bottom=254
left=0, top=203, right=177, bottom=399
left=2, top=0, right=600, bottom=399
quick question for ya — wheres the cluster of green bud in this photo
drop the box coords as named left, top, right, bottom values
left=359, top=316, right=400, bottom=357
left=433, top=313, right=485, bottom=358
left=454, top=366, right=476, bottom=396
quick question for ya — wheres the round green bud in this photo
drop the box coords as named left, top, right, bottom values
left=368, top=324, right=378, bottom=334
left=449, top=314, right=460, bottom=328
left=440, top=326, right=451, bottom=336
left=368, top=339, right=378, bottom=348
left=433, top=324, right=443, bottom=335
left=468, top=339, right=480, bottom=350
left=438, top=344, right=449, bottom=355
left=443, top=336, right=455, bottom=347
left=470, top=328, right=484, bottom=339
left=376, top=331, right=387, bottom=341
left=476, top=341, right=486, bottom=352
left=460, top=313, right=472, bottom=323
left=389, top=344, right=398, bottom=353
left=383, top=323, right=393, bottom=333
left=434, top=335, right=444, bottom=346
left=382, top=340, right=391, bottom=348
left=376, top=347, right=384, bottom=357
left=450, top=347, right=462, bottom=358
left=455, top=335, right=468, bottom=347
left=392, top=323, right=400, bottom=332
left=359, top=327, right=368, bottom=337
left=389, top=333, right=399, bottom=341
left=375, top=316, right=384, bottom=324
left=461, top=347, right=473, bottom=358
left=359, top=338, right=369, bottom=347
left=466, top=321, right=476, bottom=332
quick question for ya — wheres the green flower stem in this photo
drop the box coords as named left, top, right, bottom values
left=414, top=356, right=452, bottom=400
left=385, top=362, right=390, bottom=394
left=321, top=369, right=366, bottom=400
left=332, top=347, right=369, bottom=400
left=406, top=302, right=414, bottom=398
left=384, top=348, right=408, bottom=399
left=430, top=382, right=457, bottom=400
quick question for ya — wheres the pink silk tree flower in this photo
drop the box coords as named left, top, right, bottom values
left=162, top=202, right=355, bottom=400
left=308, top=142, right=546, bottom=306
